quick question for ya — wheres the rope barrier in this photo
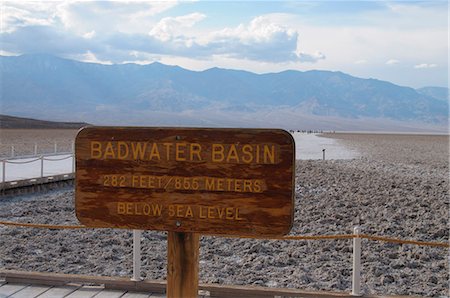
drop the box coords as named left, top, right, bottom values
left=0, top=220, right=87, bottom=230
left=359, top=234, right=450, bottom=248
left=3, top=158, right=41, bottom=164
left=0, top=220, right=448, bottom=248
left=43, top=155, right=73, bottom=161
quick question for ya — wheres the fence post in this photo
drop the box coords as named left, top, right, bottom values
left=72, top=154, right=75, bottom=173
left=11, top=145, right=15, bottom=158
left=352, top=226, right=362, bottom=296
left=131, top=230, right=142, bottom=281
left=40, top=156, right=44, bottom=178
left=54, top=142, right=57, bottom=153
left=322, top=149, right=326, bottom=160
left=2, top=160, right=5, bottom=183
left=34, top=143, right=38, bottom=155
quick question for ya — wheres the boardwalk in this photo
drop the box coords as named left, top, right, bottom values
left=0, top=280, right=166, bottom=298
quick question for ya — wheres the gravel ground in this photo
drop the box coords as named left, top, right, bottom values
left=0, top=132, right=448, bottom=297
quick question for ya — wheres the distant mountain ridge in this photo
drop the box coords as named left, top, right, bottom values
left=0, top=114, right=89, bottom=129
left=0, top=54, right=448, bottom=131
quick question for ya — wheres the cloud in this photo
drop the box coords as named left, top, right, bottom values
left=79, top=51, right=112, bottom=65
left=386, top=59, right=399, bottom=65
left=1, top=4, right=324, bottom=64
left=1, top=25, right=99, bottom=55
left=1, top=2, right=56, bottom=33
left=149, top=13, right=206, bottom=42
left=414, top=63, right=437, bottom=69
left=206, top=16, right=325, bottom=63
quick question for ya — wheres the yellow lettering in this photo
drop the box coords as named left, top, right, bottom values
left=163, top=143, right=173, bottom=160
left=131, top=142, right=147, bottom=160
left=117, top=141, right=129, bottom=160
left=226, top=207, right=234, bottom=220
left=217, top=207, right=225, bottom=219
left=235, top=208, right=243, bottom=220
left=117, top=202, right=126, bottom=214
left=143, top=204, right=151, bottom=215
left=199, top=206, right=207, bottom=219
left=103, top=142, right=115, bottom=159
left=185, top=206, right=194, bottom=218
left=149, top=143, right=161, bottom=160
left=254, top=180, right=262, bottom=193
left=134, top=203, right=142, bottom=215
left=216, top=178, right=224, bottom=191
left=226, top=144, right=240, bottom=163
left=241, top=144, right=253, bottom=163
left=207, top=207, right=215, bottom=219
left=205, top=178, right=215, bottom=190
left=132, top=175, right=139, bottom=187
left=175, top=143, right=187, bottom=161
left=176, top=205, right=184, bottom=217
left=126, top=202, right=133, bottom=215
left=152, top=204, right=162, bottom=216
left=264, top=145, right=275, bottom=164
left=234, top=179, right=242, bottom=192
left=255, top=144, right=260, bottom=163
left=212, top=144, right=225, bottom=162
left=91, top=141, right=102, bottom=159
left=168, top=205, right=175, bottom=217
left=190, top=143, right=202, bottom=161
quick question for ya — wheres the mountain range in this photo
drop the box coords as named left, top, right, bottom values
left=0, top=54, right=448, bottom=132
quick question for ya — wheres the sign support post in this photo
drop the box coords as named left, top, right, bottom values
left=167, top=231, right=199, bottom=298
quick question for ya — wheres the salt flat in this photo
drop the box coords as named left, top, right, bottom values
left=0, top=131, right=448, bottom=297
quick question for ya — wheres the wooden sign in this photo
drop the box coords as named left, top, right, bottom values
left=75, top=127, right=295, bottom=236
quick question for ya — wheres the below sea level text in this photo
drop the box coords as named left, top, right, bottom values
left=117, top=202, right=244, bottom=221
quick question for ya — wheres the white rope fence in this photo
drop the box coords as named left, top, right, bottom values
left=1, top=153, right=75, bottom=183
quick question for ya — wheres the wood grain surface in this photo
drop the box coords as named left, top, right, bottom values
left=75, top=127, right=295, bottom=236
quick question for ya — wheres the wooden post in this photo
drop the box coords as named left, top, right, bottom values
left=167, top=231, right=199, bottom=298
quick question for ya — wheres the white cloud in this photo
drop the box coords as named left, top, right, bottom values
left=206, top=16, right=324, bottom=63
left=414, top=63, right=437, bottom=69
left=149, top=13, right=206, bottom=42
left=386, top=59, right=399, bottom=65
left=1, top=2, right=56, bottom=33
left=82, top=30, right=96, bottom=39
left=354, top=59, right=367, bottom=65
left=78, top=51, right=112, bottom=65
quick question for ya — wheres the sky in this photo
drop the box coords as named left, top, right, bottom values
left=1, top=1, right=448, bottom=88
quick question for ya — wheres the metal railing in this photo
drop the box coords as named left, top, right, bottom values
left=1, top=153, right=74, bottom=183
left=0, top=219, right=447, bottom=296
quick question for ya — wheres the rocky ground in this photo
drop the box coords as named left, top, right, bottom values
left=0, top=132, right=448, bottom=297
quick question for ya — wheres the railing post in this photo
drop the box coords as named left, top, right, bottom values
left=34, top=143, right=38, bottom=155
left=54, top=142, right=57, bottom=153
left=72, top=141, right=75, bottom=153
left=11, top=145, right=15, bottom=158
left=2, top=160, right=5, bottom=183
left=322, top=149, right=326, bottom=160
left=352, top=226, right=362, bottom=296
left=40, top=156, right=44, bottom=178
left=72, top=154, right=75, bottom=173
left=131, top=230, right=142, bottom=281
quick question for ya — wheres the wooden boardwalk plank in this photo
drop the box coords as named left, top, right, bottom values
left=121, top=292, right=151, bottom=298
left=0, top=283, right=29, bottom=297
left=9, top=285, right=52, bottom=298
left=92, top=289, right=127, bottom=298
left=64, top=286, right=104, bottom=298
left=36, top=285, right=80, bottom=298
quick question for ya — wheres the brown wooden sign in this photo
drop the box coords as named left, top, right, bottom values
left=75, top=127, right=295, bottom=236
